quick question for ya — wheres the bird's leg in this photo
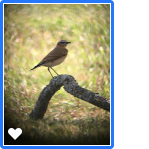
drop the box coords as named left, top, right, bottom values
left=50, top=67, right=59, bottom=76
left=48, top=67, right=54, bottom=78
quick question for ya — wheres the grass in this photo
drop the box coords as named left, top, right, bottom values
left=4, top=4, right=110, bottom=145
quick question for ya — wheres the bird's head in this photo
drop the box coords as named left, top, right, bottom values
left=57, top=40, right=71, bottom=47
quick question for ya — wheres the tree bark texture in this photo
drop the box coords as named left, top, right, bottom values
left=30, top=75, right=110, bottom=120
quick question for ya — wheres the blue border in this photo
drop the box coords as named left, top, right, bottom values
left=1, top=1, right=114, bottom=148
left=111, top=1, right=114, bottom=148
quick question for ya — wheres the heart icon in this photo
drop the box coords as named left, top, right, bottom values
left=8, top=128, right=22, bottom=140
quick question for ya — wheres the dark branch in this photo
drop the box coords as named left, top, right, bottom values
left=30, top=75, right=110, bottom=120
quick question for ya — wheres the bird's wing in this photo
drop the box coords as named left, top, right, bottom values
left=38, top=47, right=68, bottom=66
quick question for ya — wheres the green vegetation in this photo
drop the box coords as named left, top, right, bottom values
left=4, top=4, right=110, bottom=145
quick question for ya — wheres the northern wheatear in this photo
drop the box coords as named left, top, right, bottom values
left=30, top=40, right=71, bottom=78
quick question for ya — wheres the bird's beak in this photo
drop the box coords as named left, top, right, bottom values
left=66, top=42, right=71, bottom=44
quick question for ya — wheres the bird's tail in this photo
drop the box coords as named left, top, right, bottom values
left=30, top=64, right=40, bottom=71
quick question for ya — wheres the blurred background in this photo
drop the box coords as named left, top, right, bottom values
left=4, top=4, right=110, bottom=145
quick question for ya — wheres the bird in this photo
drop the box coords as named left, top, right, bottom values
left=30, top=40, right=71, bottom=78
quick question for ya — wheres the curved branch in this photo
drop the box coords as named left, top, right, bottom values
left=30, top=75, right=110, bottom=119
